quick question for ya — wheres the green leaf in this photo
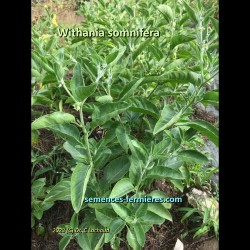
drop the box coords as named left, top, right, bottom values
left=103, top=156, right=130, bottom=186
left=128, top=97, right=159, bottom=119
left=210, top=17, right=219, bottom=34
left=183, top=1, right=198, bottom=24
left=75, top=83, right=98, bottom=101
left=178, top=150, right=209, bottom=164
left=164, top=157, right=183, bottom=169
left=148, top=44, right=164, bottom=61
left=32, top=52, right=54, bottom=74
left=181, top=208, right=198, bottom=222
left=170, top=180, right=184, bottom=192
left=140, top=211, right=165, bottom=225
left=70, top=213, right=79, bottom=228
left=147, top=166, right=183, bottom=180
left=180, top=165, right=190, bottom=187
left=45, top=35, right=57, bottom=51
left=129, top=157, right=143, bottom=186
left=148, top=203, right=172, bottom=221
left=149, top=190, right=171, bottom=209
left=93, top=148, right=112, bottom=170
left=44, top=179, right=71, bottom=203
left=202, top=90, right=219, bottom=106
left=119, top=78, right=144, bottom=101
left=50, top=124, right=80, bottom=143
left=112, top=203, right=131, bottom=220
left=176, top=120, right=219, bottom=146
left=59, top=236, right=72, bottom=250
left=92, top=102, right=131, bottom=125
left=106, top=46, right=126, bottom=66
left=63, top=141, right=88, bottom=162
left=133, top=223, right=145, bottom=247
left=124, top=5, right=134, bottom=17
left=127, top=228, right=140, bottom=250
left=128, top=139, right=148, bottom=164
left=142, top=70, right=200, bottom=85
left=32, top=178, right=46, bottom=195
left=104, top=218, right=126, bottom=243
left=70, top=62, right=85, bottom=98
left=110, top=178, right=134, bottom=198
left=132, top=39, right=151, bottom=60
left=77, top=234, right=92, bottom=250
left=116, top=126, right=129, bottom=153
left=134, top=203, right=148, bottom=218
left=95, top=95, right=113, bottom=103
left=71, top=163, right=92, bottom=213
left=171, top=35, right=196, bottom=49
left=95, top=209, right=117, bottom=227
left=32, top=112, right=75, bottom=130
left=153, top=105, right=183, bottom=135
left=157, top=4, right=173, bottom=22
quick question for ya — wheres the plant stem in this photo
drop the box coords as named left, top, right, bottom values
left=80, top=103, right=97, bottom=184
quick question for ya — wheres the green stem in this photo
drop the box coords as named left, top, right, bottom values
left=80, top=103, right=97, bottom=184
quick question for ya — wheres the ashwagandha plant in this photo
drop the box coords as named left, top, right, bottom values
left=31, top=0, right=219, bottom=249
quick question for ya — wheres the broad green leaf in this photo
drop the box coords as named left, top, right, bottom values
left=44, top=179, right=71, bottom=203
left=164, top=157, right=183, bottom=169
left=95, top=95, right=113, bottom=103
left=183, top=1, right=198, bottom=24
left=165, top=59, right=184, bottom=71
left=104, top=218, right=125, bottom=243
left=133, top=223, right=145, bottom=247
left=75, top=83, right=98, bottom=101
left=111, top=203, right=131, bottom=220
left=95, top=209, right=117, bottom=227
left=116, top=126, right=129, bottom=153
left=93, top=148, right=111, bottom=170
left=176, top=120, right=219, bottom=146
left=103, top=156, right=130, bottom=186
left=128, top=139, right=148, bottom=163
left=63, top=141, right=88, bottom=162
left=32, top=178, right=46, bottom=195
left=32, top=112, right=75, bottom=130
left=127, top=228, right=140, bottom=250
left=171, top=35, right=196, bottom=49
left=54, top=62, right=65, bottom=81
left=202, top=90, right=219, bottom=106
left=71, top=163, right=92, bottom=213
left=157, top=4, right=173, bottom=22
left=153, top=105, right=182, bottom=135
left=129, top=157, right=143, bottom=186
left=92, top=102, right=131, bottom=125
left=50, top=124, right=80, bottom=143
left=178, top=150, right=209, bottom=164
left=128, top=97, right=159, bottom=118
left=70, top=62, right=84, bottom=98
left=148, top=203, right=172, bottom=221
left=119, top=78, right=144, bottom=101
left=70, top=213, right=79, bottom=228
left=77, top=234, right=92, bottom=250
left=140, top=211, right=165, bottom=225
left=147, top=166, right=183, bottom=180
left=134, top=203, right=148, bottom=218
left=110, top=178, right=134, bottom=198
left=132, top=39, right=151, bottom=60
left=59, top=236, right=72, bottom=250
left=81, top=58, right=97, bottom=80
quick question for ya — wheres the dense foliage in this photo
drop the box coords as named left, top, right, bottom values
left=32, top=0, right=219, bottom=249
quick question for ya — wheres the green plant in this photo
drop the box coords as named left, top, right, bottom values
left=32, top=0, right=219, bottom=248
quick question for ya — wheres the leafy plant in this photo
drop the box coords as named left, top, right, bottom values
left=32, top=0, right=219, bottom=248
